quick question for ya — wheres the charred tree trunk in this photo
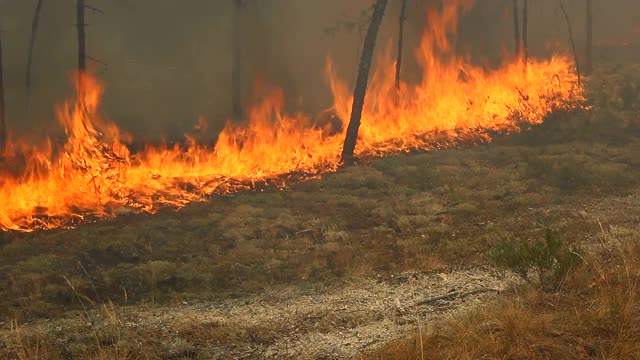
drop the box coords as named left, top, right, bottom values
left=231, top=0, right=243, bottom=119
left=0, top=32, right=6, bottom=152
left=586, top=0, right=593, bottom=75
left=76, top=0, right=86, bottom=97
left=341, top=0, right=388, bottom=165
left=26, top=0, right=44, bottom=111
left=559, top=0, right=582, bottom=85
left=522, top=0, right=528, bottom=67
left=395, top=0, right=408, bottom=92
left=513, top=0, right=520, bottom=58
left=77, top=0, right=86, bottom=72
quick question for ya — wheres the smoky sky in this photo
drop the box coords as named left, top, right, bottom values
left=0, top=0, right=638, bottom=139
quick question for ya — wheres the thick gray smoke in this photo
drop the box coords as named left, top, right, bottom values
left=0, top=0, right=638, bottom=139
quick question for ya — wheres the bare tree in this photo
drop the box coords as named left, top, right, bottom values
left=75, top=1, right=103, bottom=97
left=513, top=0, right=520, bottom=58
left=232, top=0, right=244, bottom=119
left=586, top=0, right=593, bottom=75
left=341, top=0, right=388, bottom=165
left=26, top=0, right=44, bottom=111
left=558, top=0, right=581, bottom=85
left=0, top=30, right=5, bottom=152
left=77, top=0, right=86, bottom=73
left=76, top=0, right=86, bottom=99
left=522, top=0, right=528, bottom=66
left=395, top=0, right=408, bottom=92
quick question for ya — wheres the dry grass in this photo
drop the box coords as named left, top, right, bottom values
left=365, top=226, right=640, bottom=360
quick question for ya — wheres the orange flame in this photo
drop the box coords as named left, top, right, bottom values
left=0, top=2, right=583, bottom=232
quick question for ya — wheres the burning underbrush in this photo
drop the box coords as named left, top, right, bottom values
left=0, top=3, right=584, bottom=232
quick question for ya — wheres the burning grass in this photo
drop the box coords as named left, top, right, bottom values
left=0, top=1, right=584, bottom=232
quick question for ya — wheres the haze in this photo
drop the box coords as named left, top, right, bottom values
left=0, top=0, right=638, bottom=138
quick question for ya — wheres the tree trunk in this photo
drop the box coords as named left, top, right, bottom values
left=395, top=0, right=408, bottom=92
left=522, top=0, right=528, bottom=67
left=559, top=0, right=582, bottom=86
left=77, top=0, right=85, bottom=72
left=0, top=32, right=6, bottom=153
left=26, top=0, right=44, bottom=111
left=341, top=0, right=388, bottom=165
left=76, top=0, right=86, bottom=97
left=586, top=0, right=593, bottom=75
left=513, top=0, right=520, bottom=59
left=231, top=0, right=243, bottom=119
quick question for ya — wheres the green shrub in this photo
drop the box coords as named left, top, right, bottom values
left=491, top=230, right=583, bottom=290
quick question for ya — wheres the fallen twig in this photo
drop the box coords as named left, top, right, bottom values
left=416, top=287, right=499, bottom=306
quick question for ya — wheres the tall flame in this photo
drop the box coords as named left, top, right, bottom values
left=0, top=2, right=583, bottom=232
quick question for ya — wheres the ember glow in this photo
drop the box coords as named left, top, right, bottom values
left=0, top=2, right=584, bottom=232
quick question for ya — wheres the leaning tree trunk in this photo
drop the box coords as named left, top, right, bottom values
left=559, top=0, right=582, bottom=86
left=76, top=0, right=86, bottom=98
left=25, top=0, right=44, bottom=111
left=341, top=0, right=388, bottom=165
left=395, top=0, right=408, bottom=92
left=586, top=0, right=593, bottom=75
left=513, top=0, right=520, bottom=59
left=522, top=0, right=528, bottom=67
left=0, top=32, right=6, bottom=153
left=231, top=0, right=243, bottom=119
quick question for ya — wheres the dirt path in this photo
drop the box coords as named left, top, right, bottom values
left=0, top=267, right=516, bottom=359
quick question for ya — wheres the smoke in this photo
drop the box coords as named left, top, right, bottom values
left=0, top=0, right=638, bottom=139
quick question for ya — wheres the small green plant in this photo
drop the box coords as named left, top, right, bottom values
left=491, top=230, right=583, bottom=289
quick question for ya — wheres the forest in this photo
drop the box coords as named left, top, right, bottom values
left=1, top=0, right=640, bottom=359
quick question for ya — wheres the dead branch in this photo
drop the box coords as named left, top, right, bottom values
left=26, top=0, right=44, bottom=113
left=558, top=0, right=582, bottom=86
left=416, top=287, right=499, bottom=306
left=87, top=55, right=108, bottom=75
left=84, top=5, right=104, bottom=15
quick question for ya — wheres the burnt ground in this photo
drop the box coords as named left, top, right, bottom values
left=1, top=65, right=640, bottom=359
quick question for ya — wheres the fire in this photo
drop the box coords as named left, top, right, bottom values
left=0, top=2, right=583, bottom=232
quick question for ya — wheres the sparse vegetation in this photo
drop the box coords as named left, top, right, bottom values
left=491, top=230, right=582, bottom=289
left=367, top=226, right=640, bottom=360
